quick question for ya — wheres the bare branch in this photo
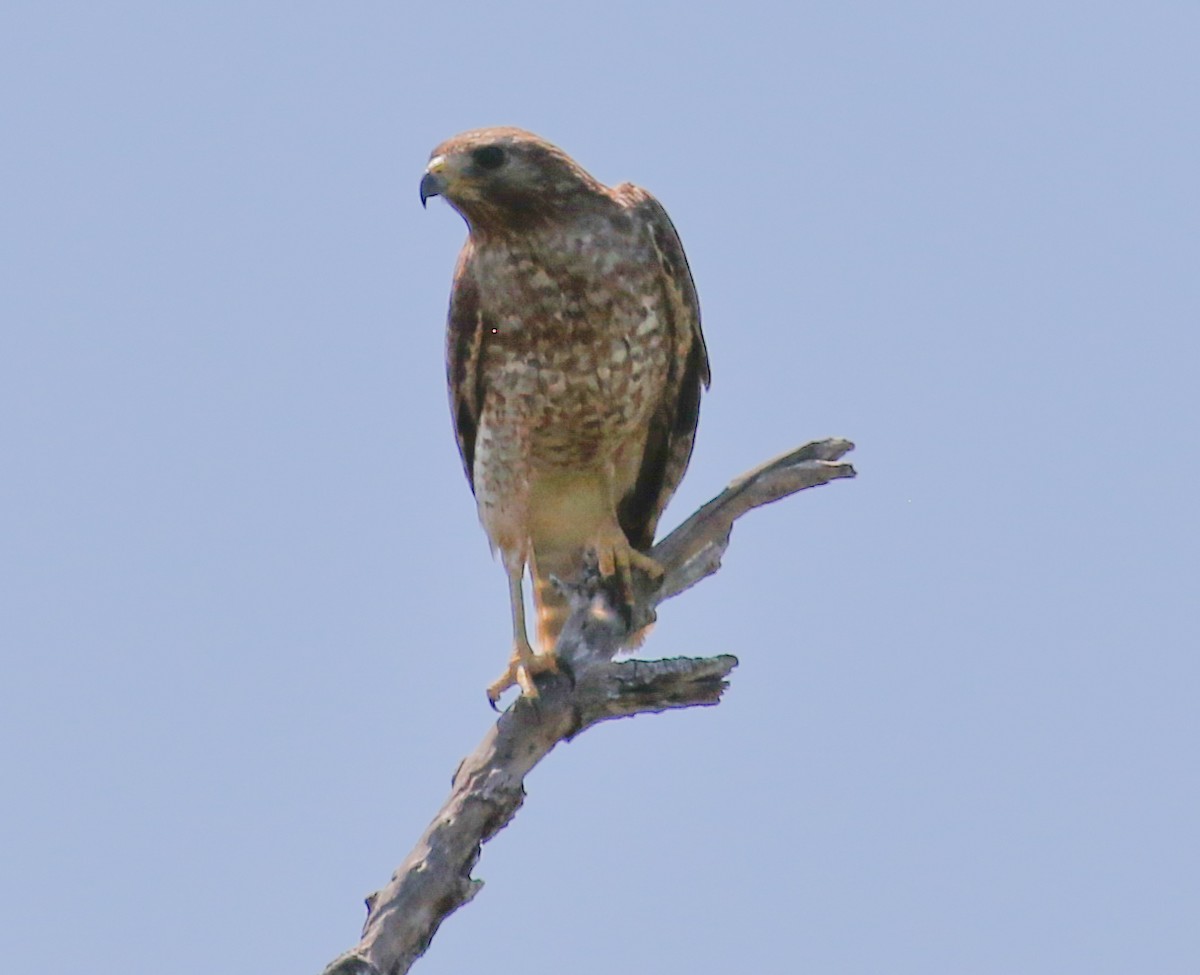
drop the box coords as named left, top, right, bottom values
left=653, top=437, right=855, bottom=601
left=320, top=438, right=855, bottom=975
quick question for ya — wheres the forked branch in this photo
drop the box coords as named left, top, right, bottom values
left=321, top=438, right=856, bottom=975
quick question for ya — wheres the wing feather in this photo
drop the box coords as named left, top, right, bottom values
left=445, top=244, right=487, bottom=493
left=614, top=186, right=711, bottom=550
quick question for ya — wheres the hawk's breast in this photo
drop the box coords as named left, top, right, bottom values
left=472, top=219, right=670, bottom=472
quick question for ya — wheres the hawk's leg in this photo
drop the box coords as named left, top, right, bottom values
left=486, top=556, right=558, bottom=707
left=593, top=530, right=665, bottom=612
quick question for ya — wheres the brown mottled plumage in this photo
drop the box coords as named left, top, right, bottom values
left=420, top=127, right=710, bottom=704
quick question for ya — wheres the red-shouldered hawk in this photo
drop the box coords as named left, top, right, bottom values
left=421, top=127, right=709, bottom=705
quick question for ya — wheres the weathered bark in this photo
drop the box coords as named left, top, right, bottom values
left=321, top=438, right=855, bottom=975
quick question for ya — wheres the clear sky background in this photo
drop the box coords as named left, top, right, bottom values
left=3, top=3, right=1197, bottom=973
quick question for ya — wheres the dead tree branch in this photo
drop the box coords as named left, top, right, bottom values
left=320, top=438, right=855, bottom=975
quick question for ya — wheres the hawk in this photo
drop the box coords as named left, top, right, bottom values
left=420, top=127, right=710, bottom=705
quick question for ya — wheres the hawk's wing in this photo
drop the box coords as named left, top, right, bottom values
left=445, top=242, right=487, bottom=493
left=614, top=185, right=711, bottom=551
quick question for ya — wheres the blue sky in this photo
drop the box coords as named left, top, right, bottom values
left=2, top=3, right=1197, bottom=973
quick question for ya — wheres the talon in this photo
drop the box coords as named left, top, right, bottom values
left=592, top=534, right=664, bottom=610
left=486, top=639, right=559, bottom=706
left=596, top=547, right=616, bottom=579
left=628, top=548, right=665, bottom=579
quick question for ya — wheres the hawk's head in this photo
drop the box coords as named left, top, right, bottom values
left=420, top=127, right=608, bottom=232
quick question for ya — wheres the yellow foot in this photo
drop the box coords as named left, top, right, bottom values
left=594, top=534, right=665, bottom=607
left=486, top=641, right=559, bottom=707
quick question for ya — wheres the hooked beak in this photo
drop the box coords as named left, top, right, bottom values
left=420, top=156, right=448, bottom=208
left=419, top=171, right=444, bottom=208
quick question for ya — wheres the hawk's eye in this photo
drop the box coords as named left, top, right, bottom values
left=472, top=146, right=506, bottom=171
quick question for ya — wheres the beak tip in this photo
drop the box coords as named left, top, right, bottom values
left=419, top=171, right=443, bottom=209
